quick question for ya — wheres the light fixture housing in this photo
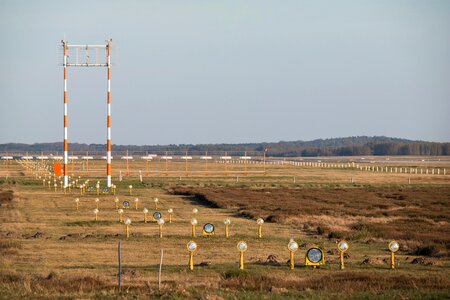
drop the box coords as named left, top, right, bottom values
left=305, top=247, right=325, bottom=266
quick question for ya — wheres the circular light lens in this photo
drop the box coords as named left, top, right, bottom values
left=224, top=219, right=231, bottom=225
left=143, top=208, right=148, bottom=214
left=203, top=223, right=215, bottom=233
left=93, top=208, right=99, bottom=214
left=389, top=241, right=399, bottom=252
left=95, top=198, right=99, bottom=202
left=306, top=248, right=323, bottom=263
left=191, top=218, right=198, bottom=225
left=153, top=212, right=162, bottom=220
left=118, top=209, right=123, bottom=214
left=157, top=219, right=165, bottom=225
left=168, top=208, right=173, bottom=213
left=123, top=201, right=129, bottom=207
left=125, top=218, right=131, bottom=225
left=338, top=241, right=349, bottom=252
left=154, top=198, right=159, bottom=202
left=257, top=218, right=264, bottom=225
left=187, top=241, right=197, bottom=252
left=193, top=208, right=198, bottom=214
left=75, top=198, right=79, bottom=202
left=288, top=241, right=299, bottom=252
left=237, top=241, right=248, bottom=252
left=129, top=185, right=132, bottom=188
left=135, top=198, right=139, bottom=202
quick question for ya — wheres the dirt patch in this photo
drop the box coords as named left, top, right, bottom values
left=22, top=232, right=45, bottom=239
left=0, top=189, right=14, bottom=208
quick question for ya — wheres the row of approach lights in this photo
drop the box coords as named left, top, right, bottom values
left=73, top=198, right=401, bottom=270
left=75, top=197, right=171, bottom=239
left=187, top=239, right=400, bottom=271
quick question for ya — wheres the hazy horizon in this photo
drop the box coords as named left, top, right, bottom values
left=1, top=1, right=449, bottom=145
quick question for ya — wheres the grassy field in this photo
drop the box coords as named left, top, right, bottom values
left=0, top=158, right=449, bottom=299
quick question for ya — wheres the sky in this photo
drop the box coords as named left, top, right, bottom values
left=0, top=0, right=449, bottom=145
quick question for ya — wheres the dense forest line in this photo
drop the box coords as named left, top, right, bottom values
left=1, top=136, right=449, bottom=157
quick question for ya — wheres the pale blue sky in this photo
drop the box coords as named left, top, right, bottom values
left=0, top=0, right=449, bottom=145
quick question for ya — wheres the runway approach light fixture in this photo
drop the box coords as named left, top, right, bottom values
left=124, top=218, right=131, bottom=239
left=93, top=208, right=99, bottom=221
left=388, top=240, right=399, bottom=269
left=114, top=197, right=119, bottom=210
left=152, top=211, right=162, bottom=222
left=237, top=241, right=248, bottom=270
left=224, top=219, right=231, bottom=238
left=257, top=218, right=264, bottom=238
left=122, top=201, right=130, bottom=209
left=128, top=185, right=133, bottom=195
left=157, top=218, right=165, bottom=238
left=118, top=209, right=124, bottom=223
left=134, top=198, right=139, bottom=210
left=191, top=218, right=198, bottom=237
left=140, top=207, right=147, bottom=223
left=187, top=241, right=197, bottom=271
left=192, top=208, right=198, bottom=218
left=95, top=198, right=100, bottom=209
left=154, top=198, right=159, bottom=210
left=287, top=239, right=299, bottom=270
left=305, top=247, right=325, bottom=268
left=167, top=208, right=173, bottom=223
left=75, top=198, right=79, bottom=211
left=338, top=240, right=349, bottom=270
left=202, top=223, right=215, bottom=237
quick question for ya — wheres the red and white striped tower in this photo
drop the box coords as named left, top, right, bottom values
left=63, top=41, right=69, bottom=188
left=106, top=39, right=112, bottom=187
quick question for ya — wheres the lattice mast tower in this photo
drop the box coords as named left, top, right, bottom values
left=61, top=39, right=112, bottom=188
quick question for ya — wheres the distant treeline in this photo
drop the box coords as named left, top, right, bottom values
left=1, top=136, right=449, bottom=157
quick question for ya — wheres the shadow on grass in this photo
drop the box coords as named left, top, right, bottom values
left=64, top=220, right=118, bottom=227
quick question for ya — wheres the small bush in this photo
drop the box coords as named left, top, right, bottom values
left=328, top=231, right=343, bottom=239
left=317, top=226, right=325, bottom=235
left=411, top=245, right=444, bottom=258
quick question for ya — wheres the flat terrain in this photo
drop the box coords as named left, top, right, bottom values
left=0, top=158, right=449, bottom=299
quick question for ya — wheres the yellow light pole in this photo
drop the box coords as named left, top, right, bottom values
left=187, top=241, right=197, bottom=271
left=143, top=208, right=148, bottom=223
left=128, top=185, right=133, bottom=196
left=114, top=197, right=119, bottom=210
left=93, top=208, right=99, bottom=221
left=95, top=198, right=100, bottom=210
left=124, top=218, right=131, bottom=239
left=191, top=218, right=197, bottom=237
left=75, top=198, right=79, bottom=211
left=154, top=198, right=159, bottom=210
left=168, top=208, right=173, bottom=223
left=112, top=184, right=116, bottom=195
left=338, top=240, right=349, bottom=270
left=118, top=209, right=124, bottom=223
left=192, top=208, right=198, bottom=218
left=48, top=180, right=51, bottom=189
left=237, top=241, right=248, bottom=270
left=42, top=179, right=46, bottom=187
left=134, top=198, right=139, bottom=210
left=288, top=239, right=299, bottom=270
left=224, top=219, right=231, bottom=238
left=54, top=183, right=58, bottom=192
left=96, top=182, right=100, bottom=195
left=257, top=218, right=264, bottom=238
left=158, top=219, right=165, bottom=238
left=388, top=240, right=399, bottom=269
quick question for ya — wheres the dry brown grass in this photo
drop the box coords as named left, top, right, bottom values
left=171, top=186, right=450, bottom=256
